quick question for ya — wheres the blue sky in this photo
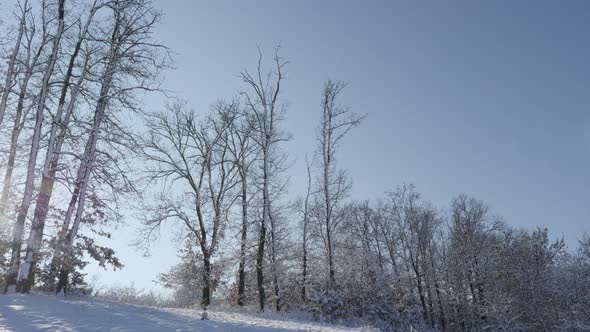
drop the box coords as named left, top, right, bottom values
left=87, top=0, right=590, bottom=290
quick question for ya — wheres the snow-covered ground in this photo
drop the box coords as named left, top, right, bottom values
left=0, top=294, right=378, bottom=332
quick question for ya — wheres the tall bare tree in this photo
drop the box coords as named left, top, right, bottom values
left=387, top=185, right=429, bottom=323
left=224, top=107, right=258, bottom=306
left=239, top=47, right=289, bottom=312
left=316, top=80, right=365, bottom=286
left=300, top=154, right=313, bottom=301
left=141, top=101, right=238, bottom=307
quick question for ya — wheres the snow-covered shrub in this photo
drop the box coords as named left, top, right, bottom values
left=93, top=283, right=170, bottom=307
left=306, top=288, right=346, bottom=321
left=0, top=220, right=11, bottom=287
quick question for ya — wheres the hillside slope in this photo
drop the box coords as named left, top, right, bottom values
left=0, top=294, right=376, bottom=332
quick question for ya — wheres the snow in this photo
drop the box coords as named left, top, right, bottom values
left=0, top=294, right=378, bottom=332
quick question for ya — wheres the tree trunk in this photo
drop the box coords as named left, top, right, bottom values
left=426, top=273, right=435, bottom=327
left=301, top=246, right=307, bottom=301
left=326, top=223, right=335, bottom=286
left=412, top=261, right=429, bottom=324
left=431, top=250, right=447, bottom=331
left=202, top=251, right=211, bottom=307
left=301, top=156, right=311, bottom=302
left=323, top=139, right=335, bottom=286
left=2, top=74, right=33, bottom=294
left=256, top=143, right=270, bottom=312
left=237, top=172, right=248, bottom=306
left=256, top=216, right=267, bottom=312
left=273, top=272, right=280, bottom=311
left=269, top=212, right=281, bottom=311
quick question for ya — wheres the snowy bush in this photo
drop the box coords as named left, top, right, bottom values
left=93, top=283, right=171, bottom=307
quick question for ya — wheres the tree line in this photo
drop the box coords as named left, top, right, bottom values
left=141, top=64, right=590, bottom=330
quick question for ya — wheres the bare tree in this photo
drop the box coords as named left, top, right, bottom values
left=446, top=194, right=502, bottom=329
left=141, top=101, right=238, bottom=307
left=316, top=79, right=365, bottom=286
left=385, top=184, right=430, bottom=324
left=239, top=47, right=289, bottom=312
left=375, top=199, right=401, bottom=280
left=300, top=155, right=313, bottom=301
left=224, top=107, right=259, bottom=306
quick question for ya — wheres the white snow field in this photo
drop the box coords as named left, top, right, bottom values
left=0, top=294, right=378, bottom=332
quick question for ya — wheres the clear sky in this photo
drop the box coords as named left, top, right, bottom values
left=86, top=0, right=590, bottom=291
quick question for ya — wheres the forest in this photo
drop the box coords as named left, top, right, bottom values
left=0, top=1, right=589, bottom=331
